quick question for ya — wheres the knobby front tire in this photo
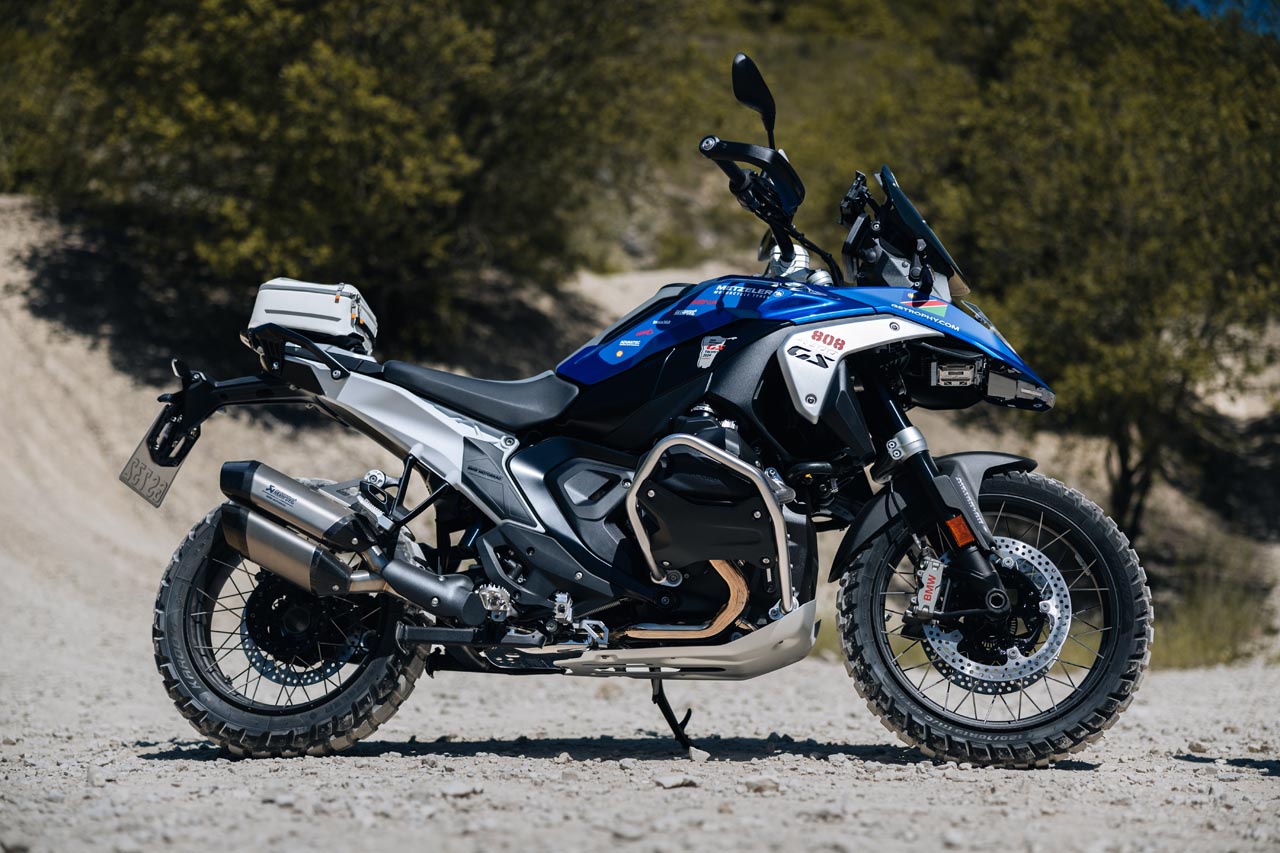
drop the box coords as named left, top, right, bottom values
left=837, top=471, right=1152, bottom=768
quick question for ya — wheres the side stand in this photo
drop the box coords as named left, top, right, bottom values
left=650, top=674, right=693, bottom=750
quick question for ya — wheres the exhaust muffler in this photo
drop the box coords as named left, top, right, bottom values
left=377, top=558, right=487, bottom=626
left=221, top=503, right=353, bottom=596
left=220, top=460, right=375, bottom=551
left=218, top=461, right=487, bottom=625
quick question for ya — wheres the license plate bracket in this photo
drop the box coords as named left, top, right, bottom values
left=119, top=410, right=194, bottom=508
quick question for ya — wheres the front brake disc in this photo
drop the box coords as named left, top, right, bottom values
left=921, top=536, right=1072, bottom=695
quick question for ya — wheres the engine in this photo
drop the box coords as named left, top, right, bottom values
left=638, top=408, right=775, bottom=574
left=621, top=405, right=808, bottom=640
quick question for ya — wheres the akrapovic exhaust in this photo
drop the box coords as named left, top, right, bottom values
left=218, top=490, right=483, bottom=627
left=220, top=461, right=374, bottom=550
left=221, top=503, right=352, bottom=596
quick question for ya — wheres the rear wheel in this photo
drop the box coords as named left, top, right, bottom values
left=152, top=508, right=428, bottom=757
left=837, top=471, right=1152, bottom=767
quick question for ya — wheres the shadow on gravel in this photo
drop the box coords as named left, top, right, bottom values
left=1173, top=753, right=1279, bottom=776
left=137, top=736, right=1098, bottom=770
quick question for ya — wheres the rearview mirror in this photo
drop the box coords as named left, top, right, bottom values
left=732, top=53, right=776, bottom=149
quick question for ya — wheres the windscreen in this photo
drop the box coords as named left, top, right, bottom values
left=879, top=165, right=964, bottom=282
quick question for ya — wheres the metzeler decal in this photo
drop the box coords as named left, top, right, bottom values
left=711, top=283, right=782, bottom=299
left=697, top=336, right=736, bottom=369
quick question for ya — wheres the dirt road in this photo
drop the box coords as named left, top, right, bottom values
left=0, top=198, right=1276, bottom=852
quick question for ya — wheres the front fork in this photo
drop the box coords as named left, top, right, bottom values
left=866, top=377, right=1011, bottom=619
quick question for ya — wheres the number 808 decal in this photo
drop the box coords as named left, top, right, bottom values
left=786, top=329, right=847, bottom=370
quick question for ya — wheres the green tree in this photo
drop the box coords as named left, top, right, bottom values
left=0, top=0, right=697, bottom=364
left=949, top=0, right=1280, bottom=543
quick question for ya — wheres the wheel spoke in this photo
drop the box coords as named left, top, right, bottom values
left=1066, top=634, right=1102, bottom=659
left=921, top=673, right=949, bottom=693
left=891, top=640, right=921, bottom=663
left=249, top=670, right=264, bottom=704
left=1042, top=675, right=1058, bottom=709
left=1066, top=560, right=1099, bottom=590
left=1044, top=674, right=1076, bottom=692
left=991, top=501, right=1007, bottom=535
left=1073, top=614, right=1104, bottom=632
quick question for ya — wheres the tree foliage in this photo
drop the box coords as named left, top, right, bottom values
left=3, top=0, right=1278, bottom=544
left=1, top=0, right=696, bottom=363
left=949, top=0, right=1280, bottom=541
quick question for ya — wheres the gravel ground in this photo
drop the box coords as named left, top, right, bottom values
left=1, top=197, right=1277, bottom=852
left=2, top=657, right=1278, bottom=852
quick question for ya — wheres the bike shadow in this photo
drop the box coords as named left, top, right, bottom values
left=1173, top=753, right=1278, bottom=777
left=137, top=735, right=1098, bottom=770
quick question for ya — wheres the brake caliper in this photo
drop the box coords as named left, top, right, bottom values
left=910, top=539, right=947, bottom=619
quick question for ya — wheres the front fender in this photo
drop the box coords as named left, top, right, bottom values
left=826, top=451, right=1037, bottom=582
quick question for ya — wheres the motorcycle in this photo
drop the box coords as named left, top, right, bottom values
left=125, top=54, right=1151, bottom=766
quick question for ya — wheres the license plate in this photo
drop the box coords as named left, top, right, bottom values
left=119, top=420, right=184, bottom=508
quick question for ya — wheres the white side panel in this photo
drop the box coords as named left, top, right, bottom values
left=318, top=369, right=540, bottom=530
left=777, top=316, right=940, bottom=423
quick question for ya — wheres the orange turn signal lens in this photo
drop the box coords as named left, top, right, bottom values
left=944, top=515, right=976, bottom=548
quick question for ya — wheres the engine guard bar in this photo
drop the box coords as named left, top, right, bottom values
left=626, top=433, right=797, bottom=613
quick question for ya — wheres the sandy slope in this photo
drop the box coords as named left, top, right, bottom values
left=0, top=197, right=1276, bottom=852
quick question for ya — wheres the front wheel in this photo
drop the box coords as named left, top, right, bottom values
left=837, top=471, right=1152, bottom=767
left=152, top=508, right=428, bottom=757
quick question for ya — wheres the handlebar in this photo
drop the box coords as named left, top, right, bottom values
left=712, top=158, right=748, bottom=193
left=698, top=135, right=805, bottom=215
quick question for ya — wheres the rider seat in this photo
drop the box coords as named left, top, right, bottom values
left=380, top=361, right=579, bottom=432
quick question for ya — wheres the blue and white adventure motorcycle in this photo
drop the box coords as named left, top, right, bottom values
left=128, top=55, right=1151, bottom=766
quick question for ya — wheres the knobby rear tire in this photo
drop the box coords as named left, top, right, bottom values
left=837, top=471, right=1153, bottom=768
left=152, top=508, right=429, bottom=758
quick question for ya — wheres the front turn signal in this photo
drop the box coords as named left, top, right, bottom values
left=945, top=515, right=976, bottom=548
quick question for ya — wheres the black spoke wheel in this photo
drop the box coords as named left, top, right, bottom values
left=837, top=471, right=1152, bottom=767
left=186, top=557, right=388, bottom=715
left=153, top=507, right=429, bottom=757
